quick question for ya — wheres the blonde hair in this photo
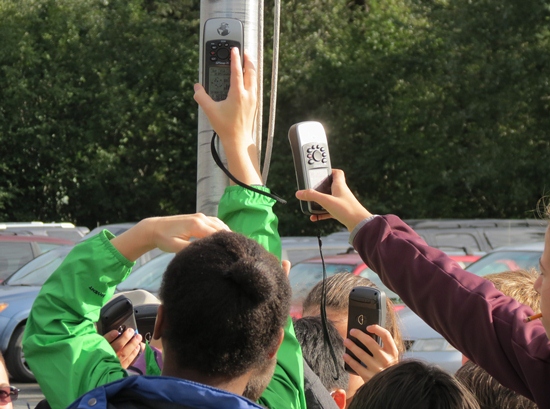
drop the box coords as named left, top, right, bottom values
left=302, top=272, right=404, bottom=354
left=483, top=269, right=540, bottom=312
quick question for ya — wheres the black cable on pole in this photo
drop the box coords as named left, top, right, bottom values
left=210, top=132, right=287, bottom=204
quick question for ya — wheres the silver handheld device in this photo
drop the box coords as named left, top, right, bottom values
left=202, top=18, right=244, bottom=102
left=288, top=121, right=332, bottom=215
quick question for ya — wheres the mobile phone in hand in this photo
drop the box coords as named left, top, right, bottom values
left=345, top=286, right=386, bottom=374
left=97, top=296, right=137, bottom=337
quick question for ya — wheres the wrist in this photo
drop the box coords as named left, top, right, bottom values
left=112, top=218, right=157, bottom=262
left=346, top=210, right=374, bottom=232
left=220, top=135, right=254, bottom=154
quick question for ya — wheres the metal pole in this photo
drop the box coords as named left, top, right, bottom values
left=197, top=0, right=263, bottom=216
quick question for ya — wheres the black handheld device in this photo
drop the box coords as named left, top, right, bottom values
left=344, top=286, right=387, bottom=375
left=134, top=303, right=159, bottom=339
left=203, top=18, right=244, bottom=101
left=97, top=296, right=138, bottom=337
left=288, top=121, right=332, bottom=215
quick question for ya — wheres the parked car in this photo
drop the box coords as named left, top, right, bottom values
left=0, top=235, right=73, bottom=282
left=464, top=241, right=544, bottom=276
left=287, top=249, right=481, bottom=318
left=0, top=223, right=160, bottom=382
left=117, top=234, right=358, bottom=298
left=116, top=252, right=173, bottom=296
left=0, top=222, right=90, bottom=242
left=398, top=307, right=463, bottom=373
left=399, top=241, right=544, bottom=374
left=329, top=218, right=547, bottom=255
left=288, top=252, right=403, bottom=318
left=281, top=235, right=351, bottom=266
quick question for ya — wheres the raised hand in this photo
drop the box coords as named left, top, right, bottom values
left=296, top=169, right=372, bottom=231
left=111, top=214, right=230, bottom=262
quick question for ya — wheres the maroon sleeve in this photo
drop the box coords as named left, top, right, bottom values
left=353, top=215, right=550, bottom=407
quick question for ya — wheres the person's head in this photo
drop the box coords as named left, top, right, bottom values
left=485, top=269, right=540, bottom=312
left=155, top=231, right=291, bottom=392
left=294, top=316, right=349, bottom=409
left=0, top=353, right=17, bottom=408
left=302, top=273, right=404, bottom=404
left=535, top=221, right=550, bottom=338
left=302, top=273, right=403, bottom=353
left=455, top=360, right=536, bottom=409
left=348, top=360, right=480, bottom=409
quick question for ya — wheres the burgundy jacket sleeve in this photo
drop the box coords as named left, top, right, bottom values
left=352, top=215, right=550, bottom=407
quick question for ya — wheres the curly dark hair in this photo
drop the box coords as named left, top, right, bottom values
left=159, top=231, right=291, bottom=379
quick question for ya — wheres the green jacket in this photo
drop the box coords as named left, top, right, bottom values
left=23, top=186, right=306, bottom=409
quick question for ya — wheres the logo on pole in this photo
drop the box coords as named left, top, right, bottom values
left=217, top=22, right=230, bottom=36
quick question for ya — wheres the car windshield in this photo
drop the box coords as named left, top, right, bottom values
left=289, top=261, right=402, bottom=307
left=117, top=253, right=174, bottom=293
left=466, top=250, right=542, bottom=276
left=289, top=262, right=355, bottom=304
left=4, top=246, right=73, bottom=286
left=357, top=267, right=401, bottom=303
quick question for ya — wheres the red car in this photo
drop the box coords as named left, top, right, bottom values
left=0, top=235, right=73, bottom=282
left=288, top=251, right=480, bottom=318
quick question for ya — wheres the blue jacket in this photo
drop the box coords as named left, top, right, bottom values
left=68, top=375, right=264, bottom=409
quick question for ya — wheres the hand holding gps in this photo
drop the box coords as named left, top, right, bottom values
left=203, top=18, right=244, bottom=102
left=288, top=121, right=332, bottom=215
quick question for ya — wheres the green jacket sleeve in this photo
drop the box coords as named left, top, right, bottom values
left=23, top=231, right=134, bottom=409
left=218, top=186, right=306, bottom=409
left=217, top=185, right=282, bottom=260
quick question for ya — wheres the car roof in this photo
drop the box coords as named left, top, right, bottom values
left=487, top=241, right=545, bottom=252
left=0, top=235, right=73, bottom=245
left=402, top=219, right=547, bottom=229
left=0, top=222, right=77, bottom=228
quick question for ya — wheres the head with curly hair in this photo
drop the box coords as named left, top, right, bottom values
left=154, top=231, right=291, bottom=390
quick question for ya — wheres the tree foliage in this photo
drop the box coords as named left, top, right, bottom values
left=1, top=0, right=549, bottom=234
left=269, top=0, right=550, bottom=235
left=0, top=0, right=200, bottom=227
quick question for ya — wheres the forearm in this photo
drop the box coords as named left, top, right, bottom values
left=353, top=215, right=549, bottom=402
left=111, top=219, right=155, bottom=262
left=222, top=138, right=262, bottom=186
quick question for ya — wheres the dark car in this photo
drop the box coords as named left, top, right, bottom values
left=0, top=235, right=73, bottom=282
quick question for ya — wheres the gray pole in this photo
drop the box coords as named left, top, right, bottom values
left=197, top=0, right=263, bottom=216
